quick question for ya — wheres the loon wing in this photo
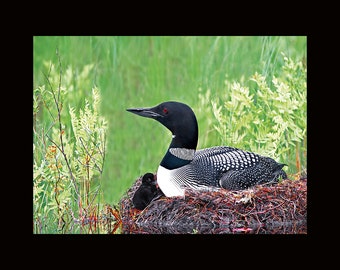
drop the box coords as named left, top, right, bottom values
left=192, top=146, right=286, bottom=190
left=193, top=146, right=260, bottom=171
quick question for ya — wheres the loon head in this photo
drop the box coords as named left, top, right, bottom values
left=127, top=101, right=198, bottom=150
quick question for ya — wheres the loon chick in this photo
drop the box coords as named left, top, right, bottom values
left=132, top=173, right=164, bottom=210
left=127, top=101, right=287, bottom=197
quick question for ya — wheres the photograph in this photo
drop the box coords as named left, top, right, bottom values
left=33, top=36, right=307, bottom=234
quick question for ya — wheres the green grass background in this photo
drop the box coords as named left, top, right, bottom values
left=33, top=36, right=307, bottom=205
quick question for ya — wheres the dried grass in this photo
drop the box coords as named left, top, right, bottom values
left=119, top=176, right=307, bottom=234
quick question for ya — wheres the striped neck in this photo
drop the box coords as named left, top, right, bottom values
left=160, top=147, right=195, bottom=170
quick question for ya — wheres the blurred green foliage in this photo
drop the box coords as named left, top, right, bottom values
left=210, top=52, right=306, bottom=174
left=33, top=59, right=110, bottom=233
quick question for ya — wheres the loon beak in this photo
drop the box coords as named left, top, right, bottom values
left=126, top=106, right=162, bottom=119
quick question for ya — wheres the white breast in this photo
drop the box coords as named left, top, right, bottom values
left=157, top=165, right=185, bottom=197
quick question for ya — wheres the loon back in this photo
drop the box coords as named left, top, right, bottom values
left=127, top=101, right=287, bottom=197
left=157, top=146, right=287, bottom=196
left=192, top=146, right=287, bottom=189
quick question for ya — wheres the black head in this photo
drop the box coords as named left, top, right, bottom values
left=141, top=173, right=156, bottom=186
left=127, top=101, right=198, bottom=149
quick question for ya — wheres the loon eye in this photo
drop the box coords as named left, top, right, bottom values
left=163, top=108, right=169, bottom=114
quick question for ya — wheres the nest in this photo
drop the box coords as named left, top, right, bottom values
left=119, top=175, right=307, bottom=234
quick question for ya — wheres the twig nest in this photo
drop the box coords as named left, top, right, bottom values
left=119, top=175, right=307, bottom=234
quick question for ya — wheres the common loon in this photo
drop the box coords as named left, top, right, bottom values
left=127, top=101, right=287, bottom=197
left=132, top=173, right=163, bottom=210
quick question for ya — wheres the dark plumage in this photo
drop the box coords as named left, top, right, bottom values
left=127, top=101, right=287, bottom=197
left=132, top=173, right=164, bottom=210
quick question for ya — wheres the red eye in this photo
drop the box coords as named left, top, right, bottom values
left=163, top=108, right=168, bottom=114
